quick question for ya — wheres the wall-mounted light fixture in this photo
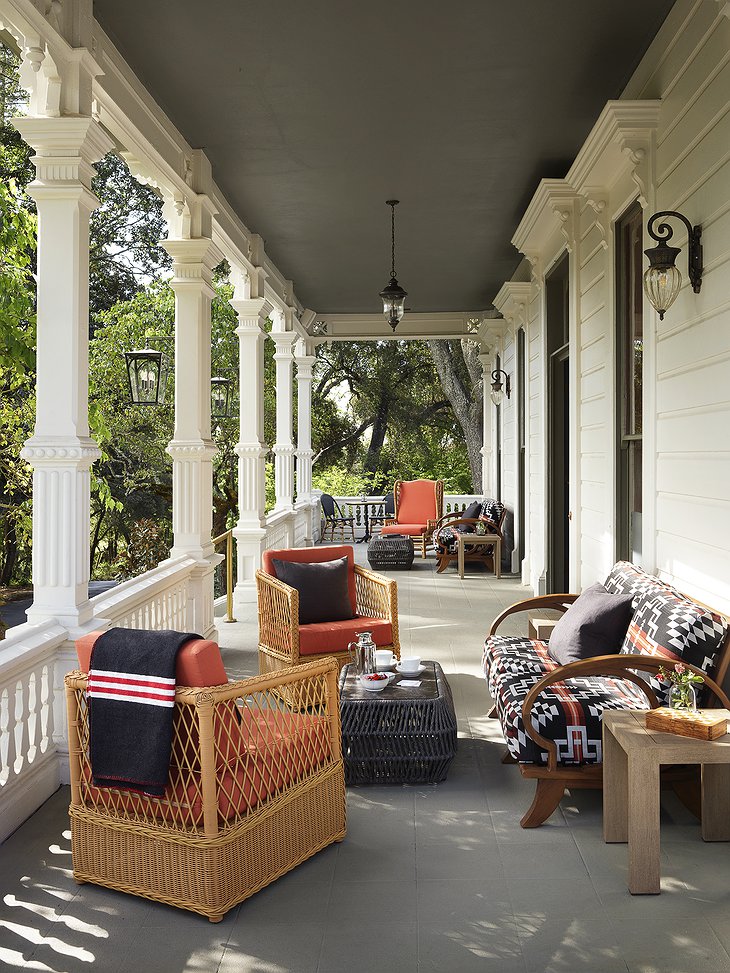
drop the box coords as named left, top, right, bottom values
left=643, top=210, right=703, bottom=320
left=490, top=369, right=511, bottom=407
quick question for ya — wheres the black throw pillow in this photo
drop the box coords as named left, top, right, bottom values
left=462, top=501, right=482, bottom=521
left=272, top=556, right=354, bottom=625
left=547, top=583, right=634, bottom=666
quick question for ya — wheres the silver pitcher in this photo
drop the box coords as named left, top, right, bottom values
left=348, top=631, right=377, bottom=676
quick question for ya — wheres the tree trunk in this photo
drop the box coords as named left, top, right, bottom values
left=364, top=393, right=390, bottom=478
left=428, top=340, right=484, bottom=492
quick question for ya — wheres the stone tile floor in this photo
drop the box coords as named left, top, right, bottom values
left=2, top=544, right=730, bottom=972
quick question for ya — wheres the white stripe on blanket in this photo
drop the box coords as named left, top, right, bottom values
left=88, top=670, right=176, bottom=708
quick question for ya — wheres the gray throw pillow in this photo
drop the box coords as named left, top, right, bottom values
left=272, top=556, right=354, bottom=625
left=547, top=583, right=634, bottom=666
left=462, top=501, right=482, bottom=521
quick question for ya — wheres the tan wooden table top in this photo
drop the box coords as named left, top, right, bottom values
left=603, top=709, right=730, bottom=762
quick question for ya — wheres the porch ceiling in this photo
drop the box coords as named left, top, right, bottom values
left=93, top=0, right=674, bottom=315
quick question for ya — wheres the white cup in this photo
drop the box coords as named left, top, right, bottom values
left=375, top=649, right=395, bottom=669
left=400, top=656, right=421, bottom=674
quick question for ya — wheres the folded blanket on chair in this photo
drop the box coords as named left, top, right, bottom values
left=89, top=627, right=200, bottom=796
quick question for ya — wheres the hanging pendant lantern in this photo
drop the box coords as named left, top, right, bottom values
left=211, top=375, right=234, bottom=418
left=379, top=199, right=408, bottom=331
left=125, top=348, right=169, bottom=406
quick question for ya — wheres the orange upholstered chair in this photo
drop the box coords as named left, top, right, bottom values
left=256, top=544, right=400, bottom=678
left=65, top=631, right=346, bottom=922
left=381, top=479, right=444, bottom=558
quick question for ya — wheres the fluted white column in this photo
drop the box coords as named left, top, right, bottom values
left=479, top=351, right=494, bottom=497
left=230, top=294, right=271, bottom=606
left=14, top=117, right=114, bottom=629
left=161, top=237, right=223, bottom=637
left=294, top=342, right=316, bottom=545
left=272, top=331, right=297, bottom=512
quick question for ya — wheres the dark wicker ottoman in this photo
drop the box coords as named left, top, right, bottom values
left=338, top=661, right=457, bottom=785
left=367, top=534, right=415, bottom=570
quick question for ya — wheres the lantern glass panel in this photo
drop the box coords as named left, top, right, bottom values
left=643, top=264, right=682, bottom=320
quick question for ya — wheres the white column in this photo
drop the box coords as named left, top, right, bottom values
left=295, top=342, right=317, bottom=545
left=479, top=351, right=493, bottom=497
left=14, top=117, right=114, bottom=630
left=161, top=237, right=223, bottom=638
left=272, top=330, right=297, bottom=513
left=230, top=293, right=272, bottom=606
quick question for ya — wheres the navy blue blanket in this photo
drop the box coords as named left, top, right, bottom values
left=88, top=628, right=200, bottom=796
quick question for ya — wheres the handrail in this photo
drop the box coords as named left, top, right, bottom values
left=212, top=528, right=237, bottom=623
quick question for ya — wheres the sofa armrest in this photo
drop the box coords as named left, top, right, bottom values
left=519, top=655, right=730, bottom=772
left=353, top=565, right=400, bottom=657
left=256, top=569, right=300, bottom=664
left=488, top=593, right=579, bottom=637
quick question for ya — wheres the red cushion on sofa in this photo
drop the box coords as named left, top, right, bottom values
left=262, top=545, right=357, bottom=615
left=381, top=523, right=427, bottom=536
left=298, top=616, right=393, bottom=656
left=75, top=631, right=228, bottom=687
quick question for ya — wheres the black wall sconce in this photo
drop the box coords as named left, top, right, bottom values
left=490, top=369, right=511, bottom=407
left=643, top=210, right=703, bottom=320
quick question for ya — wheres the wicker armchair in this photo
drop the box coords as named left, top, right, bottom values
left=433, top=499, right=506, bottom=574
left=65, top=654, right=346, bottom=923
left=257, top=545, right=400, bottom=681
left=381, top=479, right=444, bottom=558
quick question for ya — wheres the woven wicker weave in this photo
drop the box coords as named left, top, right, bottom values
left=367, top=535, right=415, bottom=570
left=65, top=657, right=346, bottom=922
left=338, top=661, right=457, bottom=785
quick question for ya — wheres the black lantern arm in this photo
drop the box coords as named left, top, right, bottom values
left=647, top=210, right=703, bottom=294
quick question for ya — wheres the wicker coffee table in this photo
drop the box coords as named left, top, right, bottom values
left=338, top=661, right=457, bottom=785
left=367, top=534, right=415, bottom=570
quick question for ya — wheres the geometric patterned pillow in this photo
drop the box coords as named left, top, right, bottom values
left=479, top=498, right=504, bottom=526
left=619, top=587, right=728, bottom=704
left=604, top=560, right=668, bottom=608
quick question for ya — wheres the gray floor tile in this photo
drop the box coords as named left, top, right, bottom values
left=221, top=920, right=325, bottom=973
left=417, top=919, right=526, bottom=973
left=318, top=920, right=418, bottom=973
left=326, top=880, right=417, bottom=924
left=506, top=876, right=603, bottom=919
left=516, top=916, right=628, bottom=973
left=416, top=879, right=512, bottom=923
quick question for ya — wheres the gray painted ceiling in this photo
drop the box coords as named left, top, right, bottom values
left=93, top=1, right=675, bottom=314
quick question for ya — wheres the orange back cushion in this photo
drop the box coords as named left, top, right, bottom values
left=262, top=545, right=357, bottom=615
left=76, top=631, right=228, bottom=687
left=398, top=480, right=439, bottom=524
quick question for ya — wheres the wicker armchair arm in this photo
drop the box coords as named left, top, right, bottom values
left=256, top=569, right=299, bottom=663
left=353, top=565, right=400, bottom=657
left=520, top=655, right=730, bottom=772
left=382, top=517, right=398, bottom=527
left=488, top=593, right=579, bottom=637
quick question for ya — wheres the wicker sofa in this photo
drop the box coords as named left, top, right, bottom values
left=66, top=633, right=346, bottom=922
left=483, top=561, right=730, bottom=828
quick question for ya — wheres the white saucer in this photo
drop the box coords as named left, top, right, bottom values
left=396, top=663, right=426, bottom=677
left=376, top=662, right=396, bottom=672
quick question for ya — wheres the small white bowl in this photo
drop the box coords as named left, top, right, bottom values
left=359, top=672, right=392, bottom=692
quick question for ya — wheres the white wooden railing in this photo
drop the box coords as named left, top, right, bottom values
left=0, top=619, right=67, bottom=843
left=89, top=554, right=196, bottom=630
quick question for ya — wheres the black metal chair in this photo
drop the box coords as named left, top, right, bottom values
left=367, top=493, right=395, bottom=534
left=319, top=493, right=356, bottom=542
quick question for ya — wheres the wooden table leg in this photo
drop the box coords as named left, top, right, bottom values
left=494, top=539, right=501, bottom=579
left=628, top=752, right=661, bottom=894
left=458, top=537, right=465, bottom=579
left=603, top=722, right=628, bottom=843
left=701, top=764, right=730, bottom=841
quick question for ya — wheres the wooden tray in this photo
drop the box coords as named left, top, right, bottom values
left=645, top=707, right=728, bottom=741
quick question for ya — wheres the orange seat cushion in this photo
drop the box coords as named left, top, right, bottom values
left=75, top=631, right=228, bottom=687
left=80, top=710, right=331, bottom=825
left=381, top=523, right=426, bottom=536
left=298, top=616, right=393, bottom=656
left=396, top=480, right=439, bottom=523
left=262, top=545, right=357, bottom=615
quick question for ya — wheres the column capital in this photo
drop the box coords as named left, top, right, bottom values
left=231, top=297, right=273, bottom=330
left=272, top=331, right=298, bottom=357
left=162, top=237, right=223, bottom=297
left=13, top=116, right=115, bottom=191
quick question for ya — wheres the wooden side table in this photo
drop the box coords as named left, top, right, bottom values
left=456, top=533, right=501, bottom=579
left=602, top=709, right=730, bottom=894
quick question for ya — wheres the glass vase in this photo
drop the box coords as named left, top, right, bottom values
left=668, top=682, right=697, bottom=712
